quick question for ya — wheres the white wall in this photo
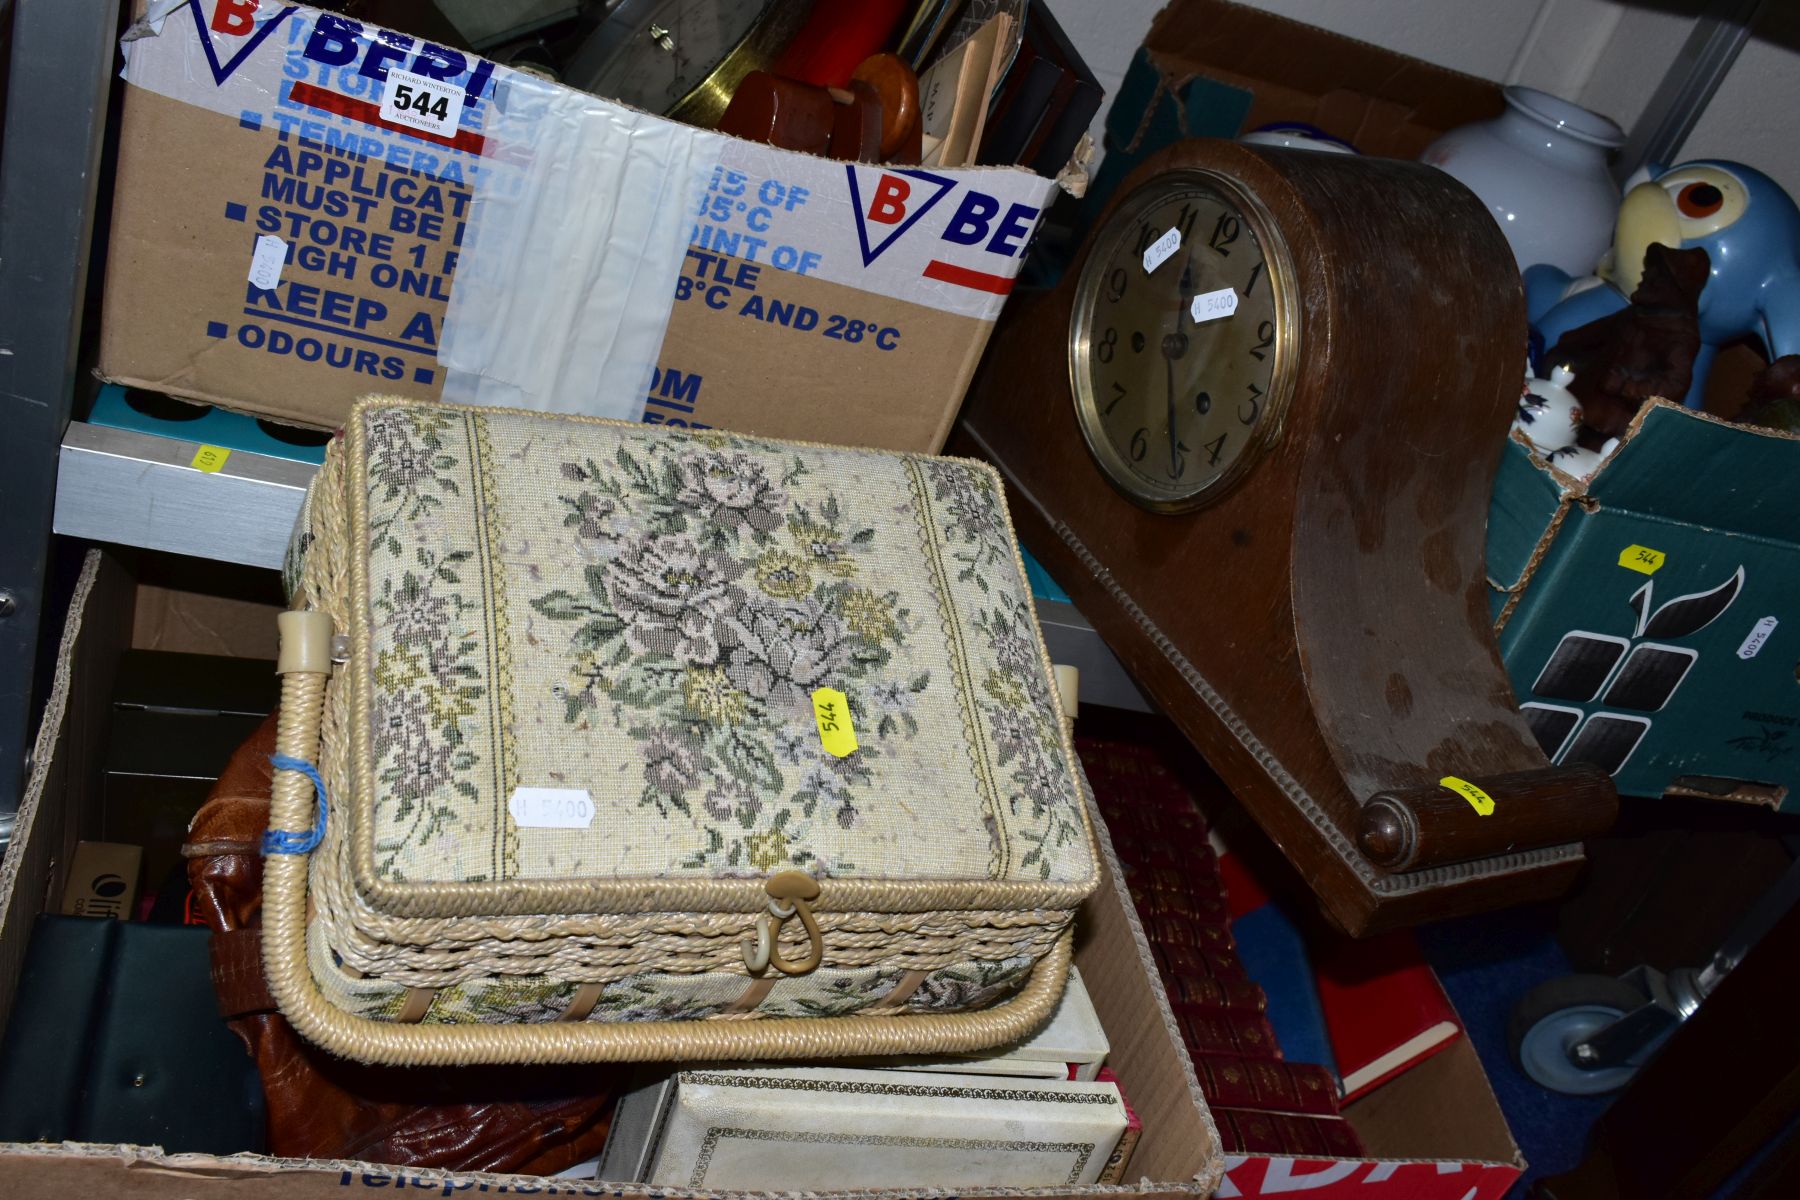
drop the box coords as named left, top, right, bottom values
left=1676, top=7, right=1800, bottom=196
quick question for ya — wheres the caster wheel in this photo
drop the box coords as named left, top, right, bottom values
left=1508, top=973, right=1646, bottom=1095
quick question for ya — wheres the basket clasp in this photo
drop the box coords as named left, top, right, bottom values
left=741, top=871, right=823, bottom=977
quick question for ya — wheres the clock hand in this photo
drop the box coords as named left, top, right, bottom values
left=1165, top=342, right=1179, bottom=475
left=1163, top=252, right=1196, bottom=477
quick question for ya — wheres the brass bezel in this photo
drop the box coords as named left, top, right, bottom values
left=1068, top=168, right=1300, bottom=514
left=668, top=0, right=816, bottom=127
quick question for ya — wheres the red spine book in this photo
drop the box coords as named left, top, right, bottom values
left=1128, top=886, right=1231, bottom=924
left=1154, top=942, right=1248, bottom=980
left=1191, top=1053, right=1341, bottom=1116
left=1165, top=970, right=1267, bottom=1014
left=1144, top=914, right=1235, bottom=951
left=1314, top=929, right=1463, bottom=1101
left=1214, top=1108, right=1284, bottom=1153
left=1174, top=1006, right=1280, bottom=1058
left=1211, top=1109, right=1369, bottom=1157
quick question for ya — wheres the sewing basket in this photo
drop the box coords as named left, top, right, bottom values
left=264, top=398, right=1098, bottom=1065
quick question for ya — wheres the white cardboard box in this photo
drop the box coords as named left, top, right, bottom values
left=101, top=1, right=1060, bottom=451
left=631, top=1066, right=1127, bottom=1191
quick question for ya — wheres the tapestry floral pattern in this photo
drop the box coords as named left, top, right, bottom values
left=920, top=461, right=1088, bottom=881
left=364, top=408, right=493, bottom=879
left=529, top=432, right=928, bottom=876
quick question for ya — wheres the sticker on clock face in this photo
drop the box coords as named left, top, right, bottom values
left=1191, top=288, right=1239, bottom=323
left=1142, top=227, right=1182, bottom=274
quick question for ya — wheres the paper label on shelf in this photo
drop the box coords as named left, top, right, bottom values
left=378, top=68, right=465, bottom=139
left=1737, top=616, right=1778, bottom=660
left=811, top=687, right=858, bottom=758
left=1618, top=544, right=1666, bottom=575
left=247, top=235, right=287, bottom=290
left=1142, top=227, right=1181, bottom=274
left=190, top=445, right=231, bottom=473
left=1439, top=776, right=1495, bottom=816
left=1191, top=288, right=1238, bottom=323
left=507, top=787, right=595, bottom=829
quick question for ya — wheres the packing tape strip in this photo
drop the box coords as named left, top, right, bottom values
left=438, top=75, right=715, bottom=421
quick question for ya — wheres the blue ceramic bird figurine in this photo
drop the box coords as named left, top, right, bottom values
left=1525, top=160, right=1800, bottom=408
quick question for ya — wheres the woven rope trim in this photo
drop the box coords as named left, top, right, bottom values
left=323, top=919, right=1068, bottom=989
left=328, top=396, right=1099, bottom=921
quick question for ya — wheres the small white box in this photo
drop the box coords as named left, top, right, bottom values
left=607, top=1065, right=1127, bottom=1190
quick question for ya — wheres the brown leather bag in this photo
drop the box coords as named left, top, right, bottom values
left=184, top=714, right=623, bottom=1172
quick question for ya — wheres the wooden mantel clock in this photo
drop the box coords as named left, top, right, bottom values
left=954, top=140, right=1618, bottom=935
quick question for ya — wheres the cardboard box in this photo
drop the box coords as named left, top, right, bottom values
left=101, top=1, right=1059, bottom=451
left=1082, top=0, right=1502, bottom=224
left=1489, top=401, right=1800, bottom=808
left=0, top=551, right=1526, bottom=1198
left=57, top=842, right=142, bottom=921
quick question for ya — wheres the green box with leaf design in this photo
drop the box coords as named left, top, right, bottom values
left=1488, top=400, right=1800, bottom=809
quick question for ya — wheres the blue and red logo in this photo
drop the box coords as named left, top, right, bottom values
left=846, top=166, right=1042, bottom=295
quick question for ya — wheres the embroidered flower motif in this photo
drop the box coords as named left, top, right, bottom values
left=990, top=622, right=1039, bottom=676
left=642, top=727, right=703, bottom=799
left=724, top=597, right=852, bottom=705
left=606, top=532, right=744, bottom=665
left=841, top=587, right=899, bottom=641
left=983, top=667, right=1029, bottom=708
left=753, top=550, right=813, bottom=600
left=800, top=760, right=848, bottom=803
left=703, top=779, right=761, bottom=823
left=682, top=666, right=749, bottom=724
left=987, top=704, right=1041, bottom=760
left=789, top=518, right=858, bottom=578
left=745, top=828, right=790, bottom=869
left=869, top=678, right=914, bottom=712
left=672, top=450, right=787, bottom=534
left=565, top=491, right=616, bottom=540
left=773, top=724, right=816, bottom=766
left=908, top=956, right=1033, bottom=1012
left=925, top=459, right=1003, bottom=544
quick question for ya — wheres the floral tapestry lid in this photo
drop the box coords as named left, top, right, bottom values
left=337, top=401, right=1096, bottom=920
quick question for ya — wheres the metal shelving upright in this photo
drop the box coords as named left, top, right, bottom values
left=0, top=0, right=123, bottom=842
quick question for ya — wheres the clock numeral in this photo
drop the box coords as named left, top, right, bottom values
left=1175, top=201, right=1199, bottom=243
left=1105, top=381, right=1127, bottom=415
left=1132, top=223, right=1158, bottom=257
left=1105, top=266, right=1127, bottom=303
left=1209, top=212, right=1240, bottom=255
left=1204, top=432, right=1228, bottom=466
left=1248, top=319, right=1275, bottom=361
left=1130, top=427, right=1149, bottom=462
left=1169, top=441, right=1189, bottom=481
left=1240, top=382, right=1263, bottom=425
left=1244, top=261, right=1263, bottom=296
left=1096, top=326, right=1119, bottom=364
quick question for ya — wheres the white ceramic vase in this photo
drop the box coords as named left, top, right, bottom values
left=1421, top=86, right=1624, bottom=276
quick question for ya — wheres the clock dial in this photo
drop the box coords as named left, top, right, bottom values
left=1068, top=172, right=1294, bottom=510
left=565, top=0, right=810, bottom=124
left=586, top=0, right=770, bottom=114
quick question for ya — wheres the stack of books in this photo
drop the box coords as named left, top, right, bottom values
left=1080, top=735, right=1368, bottom=1158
